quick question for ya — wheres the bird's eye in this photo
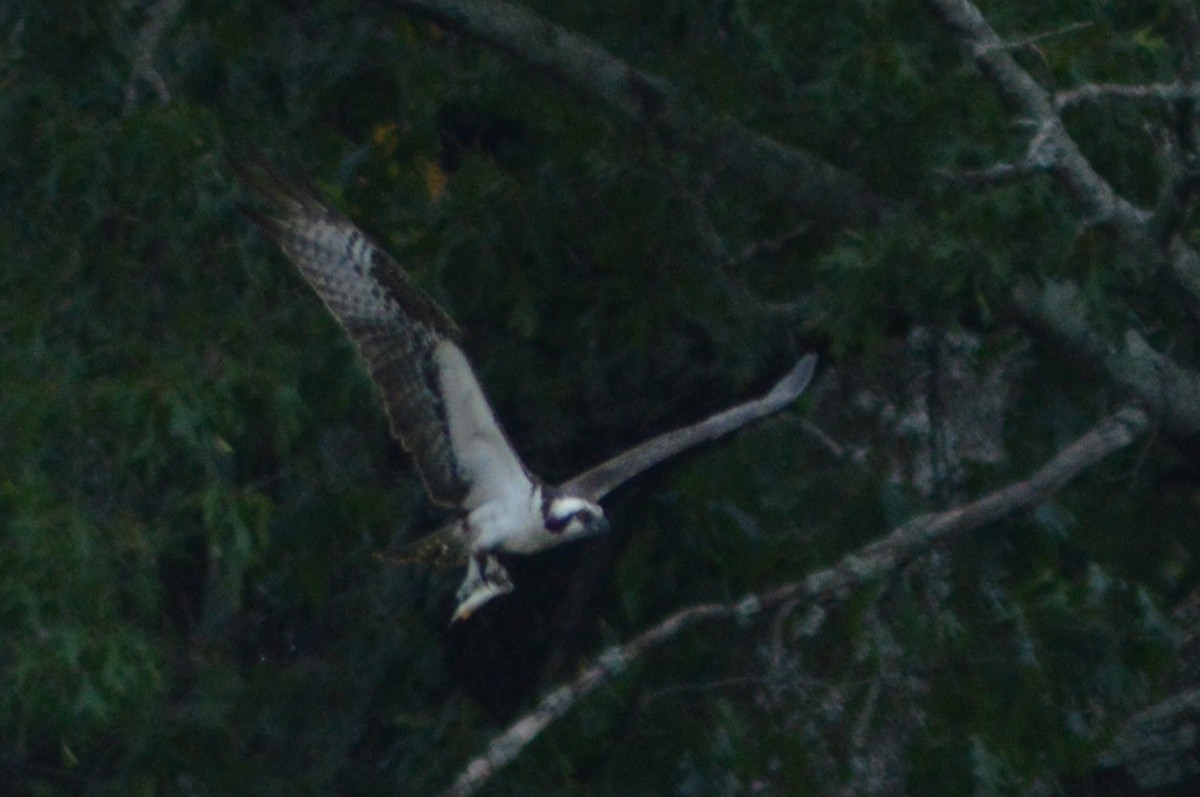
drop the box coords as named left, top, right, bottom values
left=546, top=512, right=575, bottom=533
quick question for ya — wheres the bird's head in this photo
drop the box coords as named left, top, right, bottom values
left=544, top=495, right=610, bottom=540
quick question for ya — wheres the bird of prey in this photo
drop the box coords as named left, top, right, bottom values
left=234, top=155, right=817, bottom=622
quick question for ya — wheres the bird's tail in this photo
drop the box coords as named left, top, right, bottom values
left=376, top=521, right=469, bottom=568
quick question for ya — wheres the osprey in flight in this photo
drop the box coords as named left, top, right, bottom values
left=235, top=156, right=817, bottom=622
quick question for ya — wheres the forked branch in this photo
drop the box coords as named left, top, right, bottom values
left=923, top=0, right=1200, bottom=311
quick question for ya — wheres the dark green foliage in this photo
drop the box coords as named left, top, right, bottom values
left=2, top=0, right=1198, bottom=794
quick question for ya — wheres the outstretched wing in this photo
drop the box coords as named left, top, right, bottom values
left=560, top=355, right=817, bottom=501
left=233, top=154, right=532, bottom=510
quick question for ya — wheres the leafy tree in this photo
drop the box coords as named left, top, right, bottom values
left=3, top=0, right=1199, bottom=794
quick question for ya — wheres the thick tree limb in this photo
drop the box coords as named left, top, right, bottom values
left=386, top=0, right=882, bottom=228
left=1012, top=279, right=1200, bottom=435
left=923, top=0, right=1200, bottom=312
left=442, top=407, right=1148, bottom=797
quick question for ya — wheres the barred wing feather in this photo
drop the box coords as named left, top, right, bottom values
left=234, top=156, right=531, bottom=511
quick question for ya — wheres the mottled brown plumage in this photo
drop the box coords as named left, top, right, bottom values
left=234, top=155, right=475, bottom=507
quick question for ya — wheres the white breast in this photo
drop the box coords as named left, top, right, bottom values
left=467, top=483, right=546, bottom=554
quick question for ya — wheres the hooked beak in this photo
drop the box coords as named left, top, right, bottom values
left=590, top=514, right=611, bottom=537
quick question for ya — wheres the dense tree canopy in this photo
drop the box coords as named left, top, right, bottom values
left=4, top=1, right=1200, bottom=794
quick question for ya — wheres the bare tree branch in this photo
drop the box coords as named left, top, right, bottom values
left=679, top=186, right=811, bottom=322
left=1147, top=153, right=1200, bottom=245
left=1173, top=0, right=1200, bottom=87
left=936, top=158, right=1047, bottom=186
left=1055, top=81, right=1200, bottom=111
left=122, top=0, right=184, bottom=116
left=385, top=0, right=883, bottom=228
left=922, top=0, right=1145, bottom=228
left=1146, top=1, right=1200, bottom=244
left=442, top=407, right=1148, bottom=797
left=979, top=20, right=1092, bottom=53
left=798, top=417, right=857, bottom=465
left=922, top=0, right=1200, bottom=313
left=1101, top=686, right=1200, bottom=790
left=731, top=222, right=813, bottom=267
left=1012, top=278, right=1200, bottom=434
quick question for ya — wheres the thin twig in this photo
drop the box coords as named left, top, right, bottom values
left=978, top=20, right=1092, bottom=54
left=798, top=418, right=855, bottom=464
left=1172, top=0, right=1200, bottom=85
left=732, top=222, right=813, bottom=266
left=1055, top=82, right=1200, bottom=112
left=678, top=187, right=812, bottom=322
left=637, top=675, right=768, bottom=707
left=935, top=158, right=1046, bottom=186
left=122, top=0, right=184, bottom=115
